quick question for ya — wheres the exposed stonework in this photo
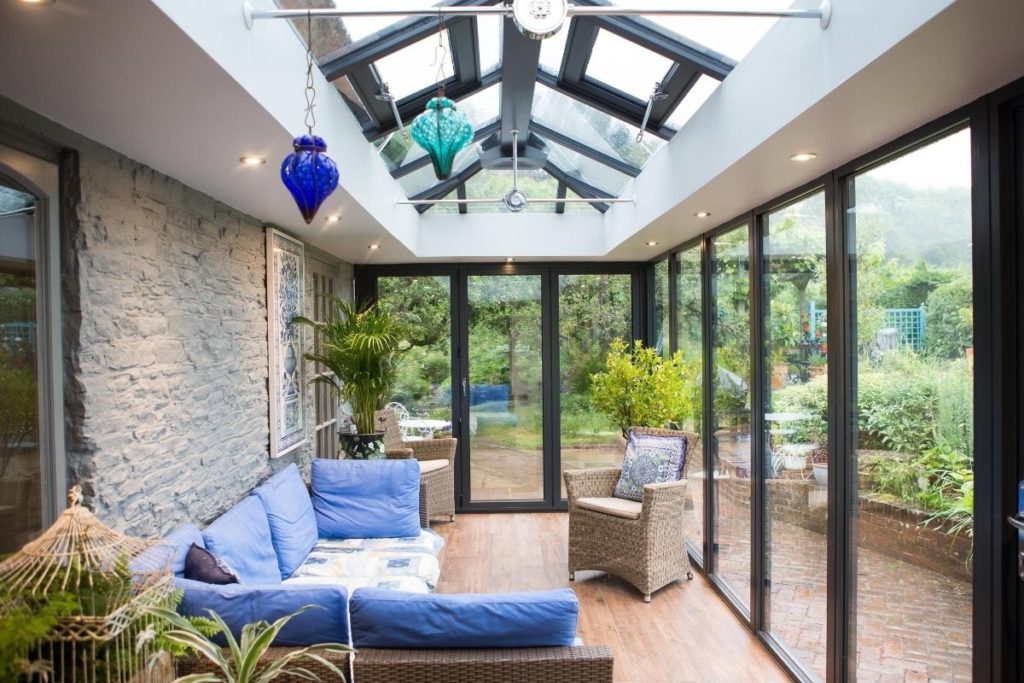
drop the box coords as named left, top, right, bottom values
left=0, top=96, right=352, bottom=537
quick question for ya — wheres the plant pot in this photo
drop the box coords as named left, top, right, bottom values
left=339, top=432, right=386, bottom=460
left=812, top=463, right=828, bottom=487
left=808, top=365, right=827, bottom=379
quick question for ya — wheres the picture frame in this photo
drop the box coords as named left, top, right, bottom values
left=266, top=227, right=307, bottom=458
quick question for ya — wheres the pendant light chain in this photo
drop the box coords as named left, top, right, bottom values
left=304, top=10, right=318, bottom=135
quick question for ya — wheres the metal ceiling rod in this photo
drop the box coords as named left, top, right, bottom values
left=375, top=82, right=405, bottom=133
left=637, top=81, right=667, bottom=142
left=395, top=197, right=636, bottom=206
left=244, top=1, right=832, bottom=31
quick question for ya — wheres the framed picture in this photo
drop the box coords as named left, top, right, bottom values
left=266, top=227, right=307, bottom=458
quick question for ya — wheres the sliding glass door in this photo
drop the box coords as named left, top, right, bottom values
left=465, top=274, right=546, bottom=503
left=556, top=273, right=633, bottom=498
left=710, top=224, right=753, bottom=607
left=761, top=190, right=829, bottom=679
left=847, top=129, right=974, bottom=681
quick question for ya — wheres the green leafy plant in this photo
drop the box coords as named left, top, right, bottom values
left=0, top=588, right=77, bottom=680
left=590, top=339, right=694, bottom=437
left=294, top=297, right=407, bottom=435
left=148, top=606, right=352, bottom=683
left=0, top=352, right=38, bottom=478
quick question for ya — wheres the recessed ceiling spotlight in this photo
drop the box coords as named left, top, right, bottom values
left=369, top=244, right=379, bottom=250
left=790, top=152, right=818, bottom=162
left=695, top=211, right=711, bottom=218
left=325, top=214, right=340, bottom=223
left=239, top=155, right=266, bottom=166
left=19, top=0, right=56, bottom=5
left=646, top=240, right=658, bottom=247
left=506, top=257, right=515, bottom=263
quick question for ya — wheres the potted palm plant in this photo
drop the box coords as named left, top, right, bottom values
left=294, top=297, right=406, bottom=459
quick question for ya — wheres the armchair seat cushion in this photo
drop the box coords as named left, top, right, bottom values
left=613, top=430, right=689, bottom=502
left=576, top=496, right=642, bottom=520
left=349, top=588, right=579, bottom=648
left=417, top=459, right=448, bottom=475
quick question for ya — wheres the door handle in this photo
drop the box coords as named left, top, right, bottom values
left=462, top=378, right=468, bottom=398
left=1012, top=481, right=1024, bottom=580
left=1008, top=515, right=1024, bottom=532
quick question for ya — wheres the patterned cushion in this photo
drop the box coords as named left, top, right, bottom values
left=314, top=529, right=444, bottom=556
left=613, top=431, right=688, bottom=502
left=288, top=539, right=441, bottom=589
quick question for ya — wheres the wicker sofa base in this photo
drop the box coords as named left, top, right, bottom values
left=177, top=645, right=613, bottom=683
left=354, top=646, right=613, bottom=683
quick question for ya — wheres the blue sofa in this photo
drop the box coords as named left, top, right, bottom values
left=166, top=459, right=613, bottom=683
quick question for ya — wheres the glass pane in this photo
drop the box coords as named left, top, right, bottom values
left=468, top=275, right=545, bottom=501
left=710, top=224, right=752, bottom=607
left=586, top=30, right=673, bottom=100
left=653, top=259, right=669, bottom=357
left=762, top=191, right=828, bottom=680
left=398, top=145, right=478, bottom=196
left=533, top=83, right=666, bottom=168
left=564, top=188, right=600, bottom=214
left=544, top=138, right=633, bottom=195
left=621, top=0, right=776, bottom=62
left=377, top=276, right=453, bottom=438
left=478, top=15, right=502, bottom=74
left=539, top=21, right=569, bottom=72
left=464, top=169, right=560, bottom=213
left=558, top=273, right=633, bottom=498
left=374, top=30, right=454, bottom=101
left=666, top=75, right=721, bottom=131
left=849, top=129, right=973, bottom=682
left=0, top=181, right=41, bottom=554
left=675, top=246, right=706, bottom=561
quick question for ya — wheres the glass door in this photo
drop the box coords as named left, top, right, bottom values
left=556, top=273, right=633, bottom=498
left=465, top=274, right=546, bottom=503
left=847, top=129, right=974, bottom=681
left=377, top=275, right=454, bottom=440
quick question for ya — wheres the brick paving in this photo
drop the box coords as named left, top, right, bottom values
left=471, top=445, right=973, bottom=682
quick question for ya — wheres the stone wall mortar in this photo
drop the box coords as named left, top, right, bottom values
left=0, top=96, right=351, bottom=537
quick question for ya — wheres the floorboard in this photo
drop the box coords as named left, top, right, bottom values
left=432, top=512, right=792, bottom=683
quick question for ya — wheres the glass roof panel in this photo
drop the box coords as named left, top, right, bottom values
left=617, top=0, right=776, bottom=62
left=454, top=83, right=500, bottom=127
left=398, top=144, right=478, bottom=196
left=276, top=1, right=443, bottom=58
left=539, top=21, right=569, bottom=72
left=374, top=29, right=453, bottom=101
left=666, top=74, right=720, bottom=131
left=543, top=138, right=632, bottom=195
left=477, top=15, right=502, bottom=74
left=532, top=83, right=665, bottom=168
left=564, top=188, right=600, bottom=214
left=464, top=169, right=561, bottom=213
left=585, top=30, right=673, bottom=100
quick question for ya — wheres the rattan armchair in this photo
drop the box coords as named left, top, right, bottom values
left=377, top=409, right=457, bottom=524
left=563, top=427, right=699, bottom=603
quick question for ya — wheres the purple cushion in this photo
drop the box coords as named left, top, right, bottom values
left=184, top=543, right=238, bottom=585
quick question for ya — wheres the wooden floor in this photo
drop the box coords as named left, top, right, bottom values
left=431, top=512, right=791, bottom=683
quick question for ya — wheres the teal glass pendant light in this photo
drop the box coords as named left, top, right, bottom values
left=410, top=17, right=473, bottom=180
left=411, top=94, right=473, bottom=179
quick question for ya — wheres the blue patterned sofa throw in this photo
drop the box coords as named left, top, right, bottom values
left=613, top=430, right=689, bottom=502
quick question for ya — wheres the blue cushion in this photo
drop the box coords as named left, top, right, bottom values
left=311, top=459, right=420, bottom=539
left=614, top=430, right=688, bottom=502
left=165, top=523, right=204, bottom=577
left=252, top=464, right=318, bottom=579
left=176, top=578, right=350, bottom=647
left=349, top=588, right=579, bottom=648
left=202, top=497, right=281, bottom=585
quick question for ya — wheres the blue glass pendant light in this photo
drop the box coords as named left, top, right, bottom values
left=281, top=12, right=339, bottom=224
left=411, top=93, right=473, bottom=180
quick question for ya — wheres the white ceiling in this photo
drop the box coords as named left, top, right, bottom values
left=0, top=0, right=1022, bottom=265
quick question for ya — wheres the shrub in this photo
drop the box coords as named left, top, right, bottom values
left=925, top=277, right=972, bottom=359
left=590, top=339, right=694, bottom=437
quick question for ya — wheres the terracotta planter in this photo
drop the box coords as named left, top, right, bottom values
left=339, top=432, right=386, bottom=460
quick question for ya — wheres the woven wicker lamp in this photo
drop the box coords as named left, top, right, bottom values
left=0, top=486, right=176, bottom=682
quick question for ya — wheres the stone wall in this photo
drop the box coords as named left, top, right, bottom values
left=0, top=96, right=352, bottom=537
